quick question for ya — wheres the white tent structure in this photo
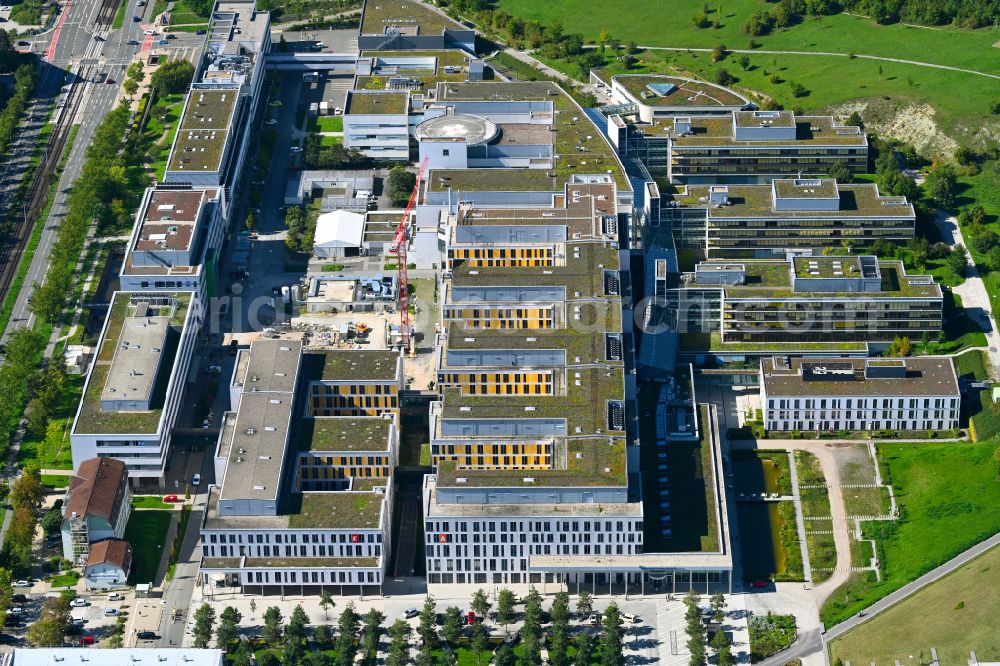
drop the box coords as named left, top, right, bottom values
left=313, top=210, right=365, bottom=258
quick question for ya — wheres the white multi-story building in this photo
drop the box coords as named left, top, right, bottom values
left=61, top=457, right=132, bottom=563
left=199, top=340, right=401, bottom=594
left=70, top=292, right=199, bottom=484
left=760, top=356, right=961, bottom=432
left=342, top=91, right=411, bottom=160
left=164, top=0, right=270, bottom=196
left=119, top=187, right=227, bottom=307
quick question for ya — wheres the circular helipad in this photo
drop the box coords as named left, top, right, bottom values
left=415, top=113, right=499, bottom=146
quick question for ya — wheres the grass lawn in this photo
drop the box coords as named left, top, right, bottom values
left=968, top=390, right=1000, bottom=441
left=319, top=134, right=343, bottom=147
left=18, top=374, right=84, bottom=470
left=955, top=349, right=991, bottom=382
left=842, top=486, right=891, bottom=517
left=48, top=571, right=80, bottom=588
left=310, top=115, right=344, bottom=132
left=111, top=0, right=128, bottom=29
left=829, top=544, right=1000, bottom=664
left=123, top=511, right=172, bottom=585
left=131, top=496, right=174, bottom=510
left=41, top=474, right=71, bottom=489
left=491, top=0, right=999, bottom=143
left=820, top=441, right=1000, bottom=628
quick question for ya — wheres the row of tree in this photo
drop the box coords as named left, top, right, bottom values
left=0, top=64, right=36, bottom=169
left=0, top=328, right=45, bottom=459
left=189, top=586, right=637, bottom=666
left=683, top=590, right=732, bottom=666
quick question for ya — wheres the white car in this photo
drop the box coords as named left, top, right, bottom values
left=13, top=580, right=29, bottom=588
left=290, top=146, right=303, bottom=153
left=191, top=473, right=201, bottom=486
left=8, top=608, right=22, bottom=615
left=104, top=608, right=120, bottom=617
left=70, top=598, right=90, bottom=607
left=108, top=593, right=125, bottom=601
left=264, top=118, right=277, bottom=125
left=144, top=29, right=155, bottom=35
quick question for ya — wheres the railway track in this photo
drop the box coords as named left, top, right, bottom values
left=0, top=65, right=92, bottom=319
left=93, top=0, right=121, bottom=30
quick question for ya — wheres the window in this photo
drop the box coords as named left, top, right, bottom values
left=442, top=149, right=450, bottom=156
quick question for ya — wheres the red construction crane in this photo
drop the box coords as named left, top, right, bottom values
left=389, top=156, right=429, bottom=349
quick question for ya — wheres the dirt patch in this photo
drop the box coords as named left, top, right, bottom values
left=830, top=98, right=958, bottom=157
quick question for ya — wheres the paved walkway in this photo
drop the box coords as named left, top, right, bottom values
left=935, top=208, right=1000, bottom=376
left=607, top=45, right=1000, bottom=80
left=825, top=533, right=1000, bottom=641
left=784, top=449, right=813, bottom=583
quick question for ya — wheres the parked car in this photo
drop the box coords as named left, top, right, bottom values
left=79, top=636, right=95, bottom=646
left=206, top=364, right=222, bottom=375
left=191, top=473, right=201, bottom=486
left=137, top=631, right=157, bottom=640
left=289, top=146, right=303, bottom=153
left=751, top=579, right=770, bottom=589
left=143, top=29, right=155, bottom=35
left=7, top=608, right=22, bottom=616
left=264, top=118, right=277, bottom=125
left=104, top=608, right=120, bottom=617
left=13, top=581, right=29, bottom=588
left=195, top=29, right=206, bottom=34
left=588, top=612, right=601, bottom=627
left=402, top=608, right=419, bottom=619
left=162, top=495, right=179, bottom=503
left=70, top=598, right=90, bottom=607
left=11, top=595, right=27, bottom=603
left=108, top=593, right=125, bottom=601
left=622, top=613, right=640, bottom=624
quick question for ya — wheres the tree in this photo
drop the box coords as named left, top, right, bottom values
left=314, top=623, right=333, bottom=648
left=692, top=10, right=710, bottom=28
left=497, top=588, right=516, bottom=629
left=287, top=605, right=309, bottom=642
left=10, top=467, right=43, bottom=510
left=361, top=608, right=384, bottom=666
left=150, top=59, right=195, bottom=94
left=40, top=508, right=62, bottom=537
left=245, top=209, right=256, bottom=231
left=471, top=588, right=491, bottom=620
left=249, top=598, right=257, bottom=618
left=576, top=590, right=593, bottom=618
left=443, top=606, right=463, bottom=644
left=123, top=78, right=139, bottom=99
left=494, top=645, right=516, bottom=666
left=192, top=603, right=216, bottom=648
left=714, top=68, right=737, bottom=86
left=598, top=30, right=612, bottom=52
left=713, top=628, right=734, bottom=666
left=470, top=620, right=489, bottom=665
left=847, top=111, right=864, bottom=130
left=926, top=164, right=957, bottom=208
left=386, top=620, right=411, bottom=666
left=262, top=606, right=283, bottom=645
left=549, top=592, right=570, bottom=666
left=742, top=9, right=774, bottom=35
left=574, top=632, right=594, bottom=666
left=440, top=648, right=458, bottom=666
left=216, top=606, right=242, bottom=649
left=710, top=43, right=727, bottom=62
left=336, top=603, right=359, bottom=666
left=600, top=603, right=624, bottom=666
left=318, top=589, right=334, bottom=620
left=709, top=593, right=727, bottom=623
left=946, top=246, right=969, bottom=277
left=284, top=205, right=307, bottom=252
left=387, top=166, right=417, bottom=207
left=887, top=335, right=912, bottom=357
left=827, top=161, right=854, bottom=183
left=418, top=595, right=437, bottom=645
left=789, top=81, right=808, bottom=98
left=737, top=54, right=751, bottom=70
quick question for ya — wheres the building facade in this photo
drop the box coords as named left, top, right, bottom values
left=760, top=356, right=960, bottom=432
left=61, top=458, right=132, bottom=563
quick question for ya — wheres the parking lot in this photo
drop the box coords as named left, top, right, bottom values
left=1, top=587, right=136, bottom=647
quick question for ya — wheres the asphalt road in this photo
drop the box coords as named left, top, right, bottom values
left=2, top=0, right=204, bottom=345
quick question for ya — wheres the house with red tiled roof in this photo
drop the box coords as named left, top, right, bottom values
left=84, top=538, right=133, bottom=589
left=61, top=458, right=132, bottom=564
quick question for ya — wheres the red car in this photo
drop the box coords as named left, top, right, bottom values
left=751, top=579, right=770, bottom=589
left=80, top=636, right=95, bottom=646
left=162, top=495, right=180, bottom=503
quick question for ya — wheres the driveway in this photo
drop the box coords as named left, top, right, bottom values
left=935, top=208, right=1000, bottom=375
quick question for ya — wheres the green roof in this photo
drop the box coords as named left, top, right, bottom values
left=661, top=114, right=867, bottom=147
left=286, top=492, right=384, bottom=529
left=74, top=293, right=192, bottom=435
left=440, top=365, right=625, bottom=436
left=295, top=417, right=392, bottom=453
left=360, top=0, right=466, bottom=35
left=435, top=81, right=630, bottom=190
left=168, top=88, right=239, bottom=173
left=309, top=349, right=400, bottom=382
left=428, top=168, right=561, bottom=193
left=345, top=91, right=408, bottom=115
left=435, top=437, right=627, bottom=488
left=677, top=183, right=914, bottom=219
left=615, top=74, right=749, bottom=108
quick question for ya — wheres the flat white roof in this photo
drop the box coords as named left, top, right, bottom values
left=314, top=210, right=365, bottom=248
